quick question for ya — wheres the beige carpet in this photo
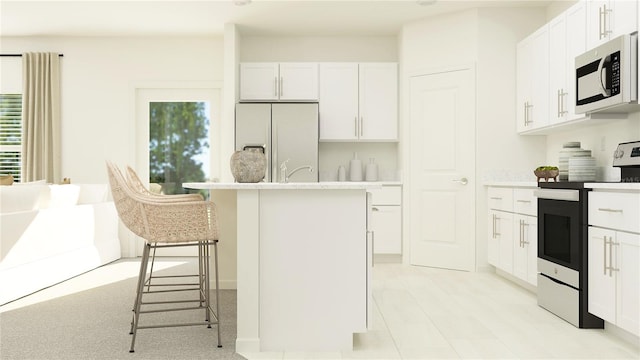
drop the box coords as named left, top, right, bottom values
left=0, top=259, right=245, bottom=360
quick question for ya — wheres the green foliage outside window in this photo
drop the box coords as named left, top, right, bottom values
left=149, top=102, right=209, bottom=194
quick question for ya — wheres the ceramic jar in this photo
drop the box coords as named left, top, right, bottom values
left=230, top=149, right=267, bottom=183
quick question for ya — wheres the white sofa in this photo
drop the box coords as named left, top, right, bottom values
left=0, top=183, right=121, bottom=305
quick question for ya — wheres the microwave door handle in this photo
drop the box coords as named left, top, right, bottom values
left=598, top=56, right=612, bottom=97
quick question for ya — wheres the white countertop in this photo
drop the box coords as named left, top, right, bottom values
left=484, top=181, right=539, bottom=188
left=183, top=181, right=384, bottom=190
left=585, top=183, right=640, bottom=191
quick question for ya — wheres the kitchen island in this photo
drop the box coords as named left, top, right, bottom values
left=182, top=182, right=381, bottom=353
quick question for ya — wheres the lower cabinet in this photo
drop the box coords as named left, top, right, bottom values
left=513, top=214, right=538, bottom=286
left=487, top=186, right=538, bottom=287
left=369, top=185, right=402, bottom=256
left=588, top=226, right=640, bottom=336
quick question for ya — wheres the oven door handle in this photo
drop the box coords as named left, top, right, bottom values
left=533, top=189, right=580, bottom=202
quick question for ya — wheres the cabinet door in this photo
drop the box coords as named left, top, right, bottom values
left=610, top=0, right=638, bottom=41
left=319, top=63, right=359, bottom=140
left=496, top=211, right=514, bottom=272
left=516, top=38, right=531, bottom=133
left=516, top=25, right=549, bottom=133
left=371, top=205, right=401, bottom=255
left=488, top=210, right=500, bottom=267
left=588, top=226, right=616, bottom=323
left=564, top=1, right=587, bottom=122
left=549, top=13, right=567, bottom=125
left=529, top=25, right=550, bottom=131
left=513, top=215, right=537, bottom=285
left=616, top=231, right=640, bottom=336
left=587, top=0, right=638, bottom=48
left=279, top=63, right=319, bottom=101
left=240, top=63, right=279, bottom=101
left=358, top=63, right=398, bottom=140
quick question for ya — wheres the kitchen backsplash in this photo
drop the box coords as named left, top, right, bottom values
left=318, top=142, right=400, bottom=182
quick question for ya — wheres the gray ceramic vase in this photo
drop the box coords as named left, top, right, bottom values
left=230, top=149, right=267, bottom=183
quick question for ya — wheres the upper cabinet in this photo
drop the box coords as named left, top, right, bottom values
left=548, top=1, right=587, bottom=126
left=516, top=25, right=549, bottom=133
left=319, top=62, right=398, bottom=141
left=240, top=62, right=319, bottom=101
left=516, top=0, right=638, bottom=135
left=586, top=0, right=638, bottom=49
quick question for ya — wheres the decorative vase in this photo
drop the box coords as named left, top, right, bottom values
left=230, top=149, right=267, bottom=183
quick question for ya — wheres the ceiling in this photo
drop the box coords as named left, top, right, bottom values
left=1, top=0, right=553, bottom=37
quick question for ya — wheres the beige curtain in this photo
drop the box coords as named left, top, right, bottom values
left=21, top=52, right=61, bottom=183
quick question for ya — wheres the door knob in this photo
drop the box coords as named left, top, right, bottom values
left=452, top=177, right=468, bottom=185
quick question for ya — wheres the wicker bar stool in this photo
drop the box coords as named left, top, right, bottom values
left=106, top=162, right=221, bottom=353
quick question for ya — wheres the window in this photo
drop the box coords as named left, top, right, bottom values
left=149, top=101, right=210, bottom=195
left=0, top=94, right=22, bottom=182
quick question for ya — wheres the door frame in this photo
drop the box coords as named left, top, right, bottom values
left=127, top=81, right=222, bottom=257
left=401, top=64, right=477, bottom=269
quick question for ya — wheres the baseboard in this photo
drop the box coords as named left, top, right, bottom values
left=373, top=254, right=401, bottom=263
left=210, top=279, right=237, bottom=290
left=494, top=268, right=537, bottom=294
left=604, top=322, right=640, bottom=349
left=235, top=337, right=261, bottom=353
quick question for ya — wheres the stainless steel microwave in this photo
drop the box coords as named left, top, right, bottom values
left=575, top=33, right=638, bottom=114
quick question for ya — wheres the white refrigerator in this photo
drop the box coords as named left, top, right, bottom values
left=235, top=103, right=319, bottom=182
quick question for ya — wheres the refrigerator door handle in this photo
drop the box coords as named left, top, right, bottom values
left=272, top=119, right=278, bottom=182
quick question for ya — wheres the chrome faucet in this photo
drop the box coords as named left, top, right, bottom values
left=279, top=159, right=313, bottom=183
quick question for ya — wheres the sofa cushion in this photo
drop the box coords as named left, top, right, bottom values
left=0, top=184, right=48, bottom=213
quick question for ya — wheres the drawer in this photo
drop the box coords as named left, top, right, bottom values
left=487, top=187, right=513, bottom=212
left=589, top=191, right=640, bottom=233
left=513, top=188, right=537, bottom=216
left=369, top=185, right=401, bottom=205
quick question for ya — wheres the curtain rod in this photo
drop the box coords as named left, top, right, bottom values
left=0, top=54, right=64, bottom=57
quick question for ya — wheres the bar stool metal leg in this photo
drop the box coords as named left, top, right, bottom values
left=130, top=243, right=151, bottom=353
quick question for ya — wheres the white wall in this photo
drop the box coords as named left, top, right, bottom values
left=546, top=114, right=640, bottom=180
left=0, top=36, right=241, bottom=287
left=1, top=36, right=224, bottom=184
left=400, top=7, right=549, bottom=270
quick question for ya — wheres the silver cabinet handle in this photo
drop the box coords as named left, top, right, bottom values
left=524, top=102, right=528, bottom=125
left=521, top=221, right=529, bottom=245
left=598, top=208, right=623, bottom=213
left=516, top=199, right=531, bottom=203
left=371, top=207, right=379, bottom=212
left=519, top=219, right=523, bottom=247
left=360, top=116, right=364, bottom=137
left=492, top=214, right=497, bottom=239
left=494, top=215, right=501, bottom=237
left=354, top=117, right=358, bottom=137
left=280, top=76, right=283, bottom=98
left=489, top=197, right=502, bottom=200
left=560, top=90, right=568, bottom=115
left=274, top=76, right=278, bottom=97
left=610, top=240, right=619, bottom=274
left=557, top=89, right=561, bottom=118
left=608, top=236, right=614, bottom=276
left=452, top=177, right=468, bottom=185
left=603, top=235, right=608, bottom=275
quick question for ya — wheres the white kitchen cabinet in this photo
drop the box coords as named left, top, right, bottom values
left=319, top=63, right=397, bottom=141
left=588, top=227, right=640, bottom=336
left=516, top=25, right=550, bottom=133
left=240, top=62, right=318, bottom=101
left=548, top=1, right=587, bottom=125
left=586, top=0, right=638, bottom=49
left=513, top=214, right=538, bottom=286
left=487, top=186, right=538, bottom=286
left=369, top=185, right=402, bottom=256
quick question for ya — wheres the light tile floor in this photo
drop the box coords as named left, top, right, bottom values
left=242, top=263, right=640, bottom=360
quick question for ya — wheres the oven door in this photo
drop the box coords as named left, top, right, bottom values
left=537, top=196, right=582, bottom=271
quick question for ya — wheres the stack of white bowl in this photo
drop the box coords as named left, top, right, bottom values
left=559, top=142, right=595, bottom=181
left=569, top=156, right=596, bottom=181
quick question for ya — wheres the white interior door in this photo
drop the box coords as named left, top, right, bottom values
left=409, top=68, right=476, bottom=271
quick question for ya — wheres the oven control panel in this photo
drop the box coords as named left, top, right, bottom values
left=613, top=140, right=640, bottom=167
